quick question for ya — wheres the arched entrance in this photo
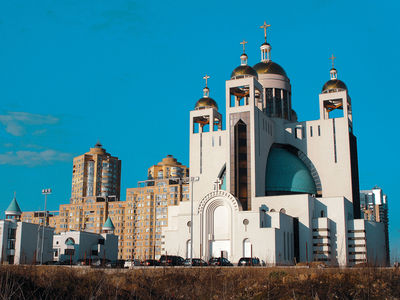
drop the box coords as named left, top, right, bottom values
left=198, top=190, right=242, bottom=261
left=209, top=205, right=230, bottom=258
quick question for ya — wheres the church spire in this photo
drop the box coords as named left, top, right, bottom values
left=203, top=74, right=210, bottom=98
left=329, top=54, right=338, bottom=80
left=240, top=40, right=248, bottom=66
left=259, top=21, right=272, bottom=62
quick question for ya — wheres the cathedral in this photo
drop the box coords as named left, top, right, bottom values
left=163, top=23, right=388, bottom=266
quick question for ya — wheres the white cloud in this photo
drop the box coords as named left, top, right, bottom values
left=0, top=112, right=59, bottom=136
left=0, top=150, right=72, bottom=167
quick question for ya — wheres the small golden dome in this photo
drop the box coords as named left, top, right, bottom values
left=231, top=65, right=258, bottom=80
left=321, top=79, right=347, bottom=93
left=195, top=97, right=218, bottom=110
left=253, top=61, right=287, bottom=77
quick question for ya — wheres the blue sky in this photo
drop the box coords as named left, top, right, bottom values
left=1, top=0, right=399, bottom=258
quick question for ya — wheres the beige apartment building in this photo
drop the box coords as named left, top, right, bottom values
left=71, top=142, right=121, bottom=200
left=22, top=148, right=189, bottom=260
left=124, top=155, right=189, bottom=260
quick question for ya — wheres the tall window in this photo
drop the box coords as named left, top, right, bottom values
left=275, top=89, right=282, bottom=118
left=266, top=88, right=273, bottom=117
left=234, top=120, right=249, bottom=210
left=283, top=90, right=288, bottom=119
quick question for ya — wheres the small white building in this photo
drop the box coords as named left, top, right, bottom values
left=162, top=25, right=389, bottom=266
left=0, top=196, right=54, bottom=264
left=53, top=217, right=118, bottom=263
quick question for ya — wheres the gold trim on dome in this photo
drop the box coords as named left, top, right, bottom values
left=253, top=61, right=287, bottom=77
left=231, top=65, right=258, bottom=79
left=321, top=79, right=347, bottom=93
left=195, top=98, right=218, bottom=110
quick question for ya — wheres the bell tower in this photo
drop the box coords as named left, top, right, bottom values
left=318, top=55, right=360, bottom=218
left=190, top=75, right=223, bottom=178
left=319, top=54, right=353, bottom=131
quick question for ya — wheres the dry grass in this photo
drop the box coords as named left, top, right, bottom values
left=0, top=265, right=399, bottom=299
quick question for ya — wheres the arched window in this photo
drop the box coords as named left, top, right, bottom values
left=65, top=237, right=75, bottom=245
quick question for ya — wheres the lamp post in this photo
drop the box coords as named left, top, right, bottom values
left=189, top=176, right=199, bottom=265
left=41, top=188, right=51, bottom=265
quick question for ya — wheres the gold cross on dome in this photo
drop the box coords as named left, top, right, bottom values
left=240, top=40, right=248, bottom=53
left=203, top=74, right=210, bottom=87
left=329, top=54, right=336, bottom=68
left=260, top=21, right=271, bottom=42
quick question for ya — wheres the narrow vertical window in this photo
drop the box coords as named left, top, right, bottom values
left=310, top=126, right=313, bottom=137
left=318, top=125, right=321, bottom=136
left=266, top=88, right=273, bottom=117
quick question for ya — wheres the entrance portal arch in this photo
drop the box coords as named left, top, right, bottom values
left=198, top=190, right=241, bottom=261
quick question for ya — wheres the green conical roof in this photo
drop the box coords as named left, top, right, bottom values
left=6, top=196, right=22, bottom=215
left=103, top=217, right=115, bottom=230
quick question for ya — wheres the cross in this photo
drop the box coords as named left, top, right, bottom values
left=240, top=40, right=248, bottom=53
left=203, top=74, right=210, bottom=87
left=260, top=21, right=271, bottom=42
left=214, top=178, right=222, bottom=191
left=329, top=54, right=336, bottom=68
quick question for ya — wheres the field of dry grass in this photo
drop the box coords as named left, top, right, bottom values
left=0, top=265, right=399, bottom=299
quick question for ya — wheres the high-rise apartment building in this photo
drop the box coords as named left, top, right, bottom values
left=360, top=186, right=389, bottom=264
left=71, top=142, right=121, bottom=201
left=124, top=155, right=189, bottom=260
left=21, top=151, right=189, bottom=261
left=22, top=143, right=122, bottom=237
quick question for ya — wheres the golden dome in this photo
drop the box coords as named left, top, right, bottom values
left=231, top=65, right=258, bottom=79
left=195, top=97, right=218, bottom=110
left=321, top=79, right=347, bottom=93
left=253, top=61, right=287, bottom=77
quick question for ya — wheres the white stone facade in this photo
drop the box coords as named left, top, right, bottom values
left=53, top=231, right=118, bottom=263
left=0, top=220, right=54, bottom=264
left=163, top=34, right=388, bottom=266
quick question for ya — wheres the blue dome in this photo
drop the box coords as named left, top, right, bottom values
left=265, top=147, right=316, bottom=195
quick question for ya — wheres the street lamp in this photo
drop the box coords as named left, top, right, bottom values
left=189, top=176, right=199, bottom=265
left=41, top=188, right=51, bottom=265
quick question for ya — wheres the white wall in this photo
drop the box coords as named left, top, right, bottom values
left=54, top=231, right=118, bottom=263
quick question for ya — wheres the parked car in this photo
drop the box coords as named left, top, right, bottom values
left=91, top=258, right=111, bottom=267
left=237, top=257, right=261, bottom=266
left=208, top=257, right=233, bottom=266
left=58, top=260, right=74, bottom=265
left=183, top=258, right=208, bottom=266
left=124, top=259, right=142, bottom=268
left=159, top=255, right=185, bottom=266
left=43, top=261, right=58, bottom=265
left=105, top=261, right=123, bottom=268
left=77, top=258, right=91, bottom=266
left=144, top=259, right=160, bottom=266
